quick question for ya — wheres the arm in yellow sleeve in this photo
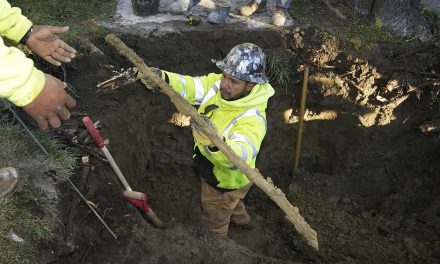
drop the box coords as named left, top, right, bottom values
left=160, top=70, right=221, bottom=105
left=0, top=37, right=45, bottom=106
left=0, top=0, right=33, bottom=42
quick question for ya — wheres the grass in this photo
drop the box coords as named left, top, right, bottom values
left=0, top=121, right=75, bottom=264
left=1, top=2, right=112, bottom=261
left=340, top=19, right=397, bottom=44
left=290, top=0, right=314, bottom=22
left=289, top=0, right=405, bottom=46
left=266, top=52, right=294, bottom=94
left=8, top=0, right=117, bottom=42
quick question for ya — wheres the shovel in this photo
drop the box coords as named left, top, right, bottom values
left=82, top=116, right=164, bottom=228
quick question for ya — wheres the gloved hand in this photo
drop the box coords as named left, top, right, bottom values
left=137, top=67, right=162, bottom=90
left=192, top=129, right=213, bottom=146
left=191, top=117, right=222, bottom=147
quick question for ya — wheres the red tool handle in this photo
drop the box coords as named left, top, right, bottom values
left=83, top=116, right=105, bottom=148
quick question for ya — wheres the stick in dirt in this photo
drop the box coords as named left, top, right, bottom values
left=105, top=34, right=319, bottom=250
left=294, top=66, right=310, bottom=171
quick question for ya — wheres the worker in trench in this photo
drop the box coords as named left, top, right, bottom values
left=0, top=0, right=76, bottom=198
left=151, top=43, right=275, bottom=237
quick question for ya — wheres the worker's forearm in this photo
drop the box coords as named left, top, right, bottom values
left=0, top=0, right=32, bottom=42
left=0, top=38, right=45, bottom=106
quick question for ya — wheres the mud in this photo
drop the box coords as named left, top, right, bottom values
left=51, top=24, right=440, bottom=263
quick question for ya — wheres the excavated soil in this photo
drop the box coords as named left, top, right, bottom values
left=50, top=25, right=440, bottom=264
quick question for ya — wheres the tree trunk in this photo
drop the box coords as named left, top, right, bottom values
left=372, top=0, right=432, bottom=41
left=340, top=0, right=432, bottom=41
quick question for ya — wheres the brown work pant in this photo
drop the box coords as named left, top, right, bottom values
left=200, top=180, right=252, bottom=237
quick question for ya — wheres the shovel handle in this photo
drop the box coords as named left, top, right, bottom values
left=147, top=209, right=165, bottom=229
left=83, top=116, right=105, bottom=148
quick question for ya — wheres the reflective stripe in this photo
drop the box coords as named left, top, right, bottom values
left=254, top=110, right=267, bottom=130
left=237, top=143, right=248, bottom=160
left=223, top=108, right=267, bottom=139
left=203, top=145, right=212, bottom=156
left=230, top=133, right=257, bottom=159
left=177, top=74, right=187, bottom=98
left=193, top=77, right=205, bottom=105
left=200, top=80, right=220, bottom=106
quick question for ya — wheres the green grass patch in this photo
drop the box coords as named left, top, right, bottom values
left=421, top=6, right=439, bottom=20
left=8, top=0, right=117, bottom=42
left=0, top=121, right=75, bottom=264
left=267, top=51, right=294, bottom=94
left=290, top=0, right=314, bottom=22
left=340, top=18, right=397, bottom=44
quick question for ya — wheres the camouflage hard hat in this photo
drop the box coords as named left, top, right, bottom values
left=216, top=43, right=268, bottom=84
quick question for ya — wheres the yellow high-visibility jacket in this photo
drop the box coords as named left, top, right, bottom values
left=160, top=70, right=275, bottom=190
left=0, top=0, right=45, bottom=106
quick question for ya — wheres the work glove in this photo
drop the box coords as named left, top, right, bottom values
left=191, top=117, right=222, bottom=147
left=192, top=129, right=213, bottom=146
left=137, top=67, right=161, bottom=90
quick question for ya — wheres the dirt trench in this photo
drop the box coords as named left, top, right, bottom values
left=52, top=26, right=440, bottom=264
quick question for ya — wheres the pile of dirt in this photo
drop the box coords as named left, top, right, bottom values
left=45, top=21, right=440, bottom=264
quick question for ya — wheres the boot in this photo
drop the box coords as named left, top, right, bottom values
left=271, top=7, right=288, bottom=26
left=207, top=5, right=230, bottom=24
left=0, top=167, right=18, bottom=198
left=169, top=0, right=200, bottom=14
left=239, top=0, right=267, bottom=17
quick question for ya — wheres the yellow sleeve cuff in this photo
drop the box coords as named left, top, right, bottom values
left=8, top=68, right=45, bottom=107
left=6, top=15, right=32, bottom=43
left=0, top=1, right=33, bottom=42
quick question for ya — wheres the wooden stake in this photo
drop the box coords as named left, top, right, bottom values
left=105, top=34, right=319, bottom=251
left=294, top=66, right=310, bottom=172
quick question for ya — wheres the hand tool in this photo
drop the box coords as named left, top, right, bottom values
left=82, top=116, right=164, bottom=228
left=0, top=100, right=117, bottom=239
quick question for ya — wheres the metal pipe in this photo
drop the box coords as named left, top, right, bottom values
left=67, top=178, right=117, bottom=239
left=1, top=99, right=49, bottom=155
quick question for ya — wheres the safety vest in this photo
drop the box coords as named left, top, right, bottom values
left=161, top=70, right=275, bottom=190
